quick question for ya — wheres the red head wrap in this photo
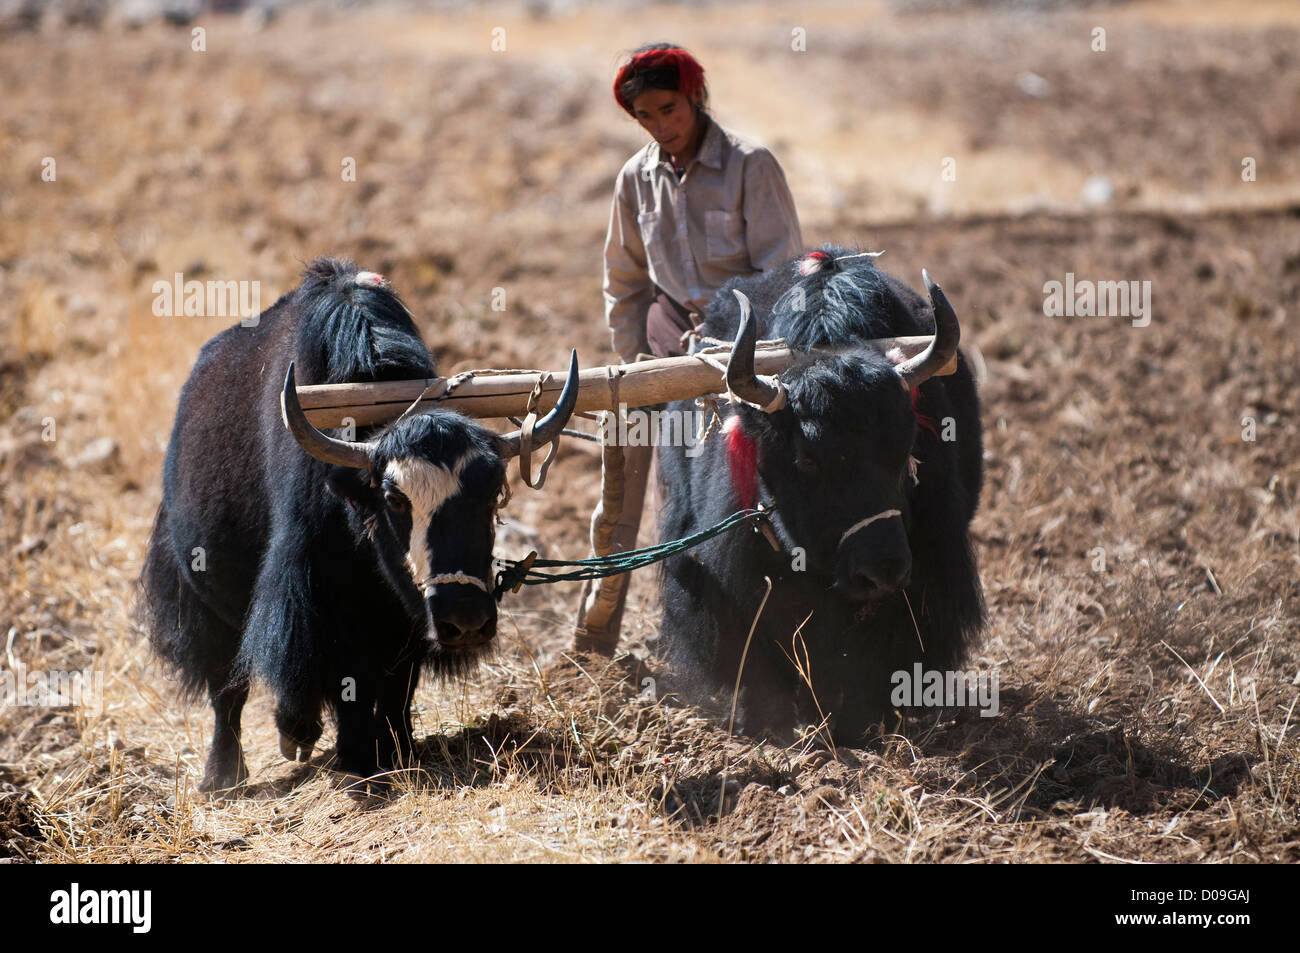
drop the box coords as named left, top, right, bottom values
left=613, top=47, right=706, bottom=114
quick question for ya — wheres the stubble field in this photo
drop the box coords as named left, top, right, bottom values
left=1, top=0, right=1297, bottom=862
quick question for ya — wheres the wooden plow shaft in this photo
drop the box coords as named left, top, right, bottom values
left=292, top=336, right=955, bottom=428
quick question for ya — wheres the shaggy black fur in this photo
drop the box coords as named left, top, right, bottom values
left=139, top=258, right=506, bottom=790
left=656, top=246, right=985, bottom=742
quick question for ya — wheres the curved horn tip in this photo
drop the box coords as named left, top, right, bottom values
left=280, top=361, right=298, bottom=427
left=549, top=348, right=580, bottom=416
left=731, top=291, right=756, bottom=343
left=922, top=268, right=944, bottom=297
left=923, top=269, right=957, bottom=317
left=556, top=348, right=580, bottom=406
left=732, top=289, right=754, bottom=328
left=498, top=350, right=581, bottom=459
left=726, top=289, right=779, bottom=409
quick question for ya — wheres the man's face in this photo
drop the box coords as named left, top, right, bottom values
left=630, top=88, right=701, bottom=160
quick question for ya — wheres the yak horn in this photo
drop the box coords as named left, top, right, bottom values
left=725, top=290, right=782, bottom=410
left=895, top=269, right=960, bottom=390
left=498, top=349, right=581, bottom=459
left=281, top=362, right=375, bottom=469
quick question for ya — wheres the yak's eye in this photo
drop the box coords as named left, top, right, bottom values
left=384, top=491, right=410, bottom=515
left=795, top=450, right=819, bottom=477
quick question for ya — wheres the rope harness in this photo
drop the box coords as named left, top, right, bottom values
left=491, top=506, right=773, bottom=600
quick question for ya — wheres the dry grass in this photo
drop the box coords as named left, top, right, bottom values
left=2, top=1, right=1298, bottom=863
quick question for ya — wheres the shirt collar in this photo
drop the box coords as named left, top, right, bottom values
left=694, top=116, right=723, bottom=169
left=642, top=114, right=724, bottom=174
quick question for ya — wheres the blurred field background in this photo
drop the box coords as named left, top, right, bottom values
left=1, top=0, right=1298, bottom=862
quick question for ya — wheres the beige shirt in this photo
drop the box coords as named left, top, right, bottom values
left=602, top=116, right=803, bottom=360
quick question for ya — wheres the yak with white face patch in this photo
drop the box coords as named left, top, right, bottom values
left=140, top=256, right=582, bottom=791
left=385, top=452, right=479, bottom=594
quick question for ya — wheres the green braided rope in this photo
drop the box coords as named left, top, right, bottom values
left=493, top=507, right=768, bottom=599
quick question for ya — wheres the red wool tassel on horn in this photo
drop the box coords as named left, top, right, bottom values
left=724, top=416, right=759, bottom=509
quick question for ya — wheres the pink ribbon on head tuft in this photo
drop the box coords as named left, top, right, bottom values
left=798, top=251, right=831, bottom=276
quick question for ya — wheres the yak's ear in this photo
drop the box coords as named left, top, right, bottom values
left=326, top=466, right=376, bottom=510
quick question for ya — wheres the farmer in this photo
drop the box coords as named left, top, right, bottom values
left=578, top=42, right=803, bottom=647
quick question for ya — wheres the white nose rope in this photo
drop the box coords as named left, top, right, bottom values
left=418, top=572, right=490, bottom=595
left=837, top=509, right=902, bottom=548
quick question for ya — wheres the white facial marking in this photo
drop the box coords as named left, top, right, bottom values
left=385, top=452, right=478, bottom=593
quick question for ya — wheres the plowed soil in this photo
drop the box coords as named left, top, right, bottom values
left=1, top=0, right=1297, bottom=862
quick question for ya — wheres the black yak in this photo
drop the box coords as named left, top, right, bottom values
left=139, top=259, right=578, bottom=790
left=655, top=247, right=984, bottom=742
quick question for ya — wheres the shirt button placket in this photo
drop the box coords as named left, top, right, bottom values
left=676, top=189, right=685, bottom=267
left=677, top=178, right=701, bottom=302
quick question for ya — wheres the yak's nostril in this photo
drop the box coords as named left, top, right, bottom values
left=455, top=610, right=490, bottom=634
left=430, top=618, right=464, bottom=642
left=427, top=596, right=493, bottom=645
left=857, top=559, right=911, bottom=594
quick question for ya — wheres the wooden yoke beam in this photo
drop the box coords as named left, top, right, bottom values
left=293, top=336, right=956, bottom=428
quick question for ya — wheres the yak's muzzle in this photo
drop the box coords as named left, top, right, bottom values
left=426, top=587, right=496, bottom=652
